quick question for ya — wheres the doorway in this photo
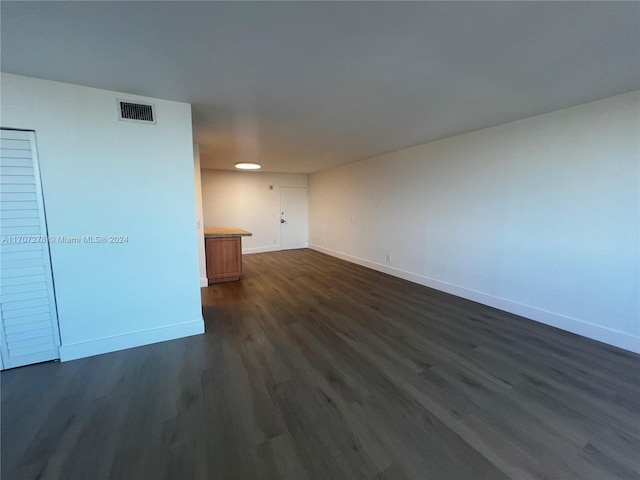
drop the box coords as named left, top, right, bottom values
left=280, top=187, right=308, bottom=250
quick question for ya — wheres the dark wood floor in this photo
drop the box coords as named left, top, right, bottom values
left=2, top=249, right=639, bottom=479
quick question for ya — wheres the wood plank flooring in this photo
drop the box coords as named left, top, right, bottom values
left=2, top=249, right=639, bottom=479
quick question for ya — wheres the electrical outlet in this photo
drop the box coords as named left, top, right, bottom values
left=386, top=254, right=391, bottom=262
left=273, top=238, right=277, bottom=244
left=350, top=215, right=354, bottom=222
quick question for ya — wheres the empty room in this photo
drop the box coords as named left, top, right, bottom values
left=1, top=2, right=639, bottom=479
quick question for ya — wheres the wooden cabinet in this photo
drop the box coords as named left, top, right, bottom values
left=206, top=236, right=242, bottom=283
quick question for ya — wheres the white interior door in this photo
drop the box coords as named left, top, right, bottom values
left=280, top=187, right=308, bottom=250
left=0, top=129, right=61, bottom=369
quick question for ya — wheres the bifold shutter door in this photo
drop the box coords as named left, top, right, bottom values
left=0, top=129, right=61, bottom=369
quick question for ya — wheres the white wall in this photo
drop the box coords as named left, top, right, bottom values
left=309, top=91, right=640, bottom=353
left=193, top=144, right=207, bottom=287
left=1, top=73, right=204, bottom=361
left=201, top=169, right=308, bottom=253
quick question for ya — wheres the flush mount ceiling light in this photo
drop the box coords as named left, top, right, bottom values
left=235, top=162, right=261, bottom=170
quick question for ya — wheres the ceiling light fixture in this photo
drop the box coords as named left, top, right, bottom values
left=235, top=162, right=261, bottom=170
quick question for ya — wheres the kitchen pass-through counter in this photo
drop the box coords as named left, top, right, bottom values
left=204, top=228, right=252, bottom=284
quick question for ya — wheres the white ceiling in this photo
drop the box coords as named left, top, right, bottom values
left=1, top=2, right=638, bottom=174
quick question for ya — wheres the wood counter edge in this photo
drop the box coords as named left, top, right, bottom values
left=204, top=227, right=252, bottom=237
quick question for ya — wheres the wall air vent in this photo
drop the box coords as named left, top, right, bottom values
left=117, top=99, right=156, bottom=124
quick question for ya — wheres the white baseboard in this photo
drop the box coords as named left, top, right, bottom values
left=309, top=244, right=640, bottom=354
left=200, top=277, right=208, bottom=288
left=243, top=245, right=281, bottom=254
left=59, top=318, right=205, bottom=362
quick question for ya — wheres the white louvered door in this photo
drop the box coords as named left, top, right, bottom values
left=0, top=129, right=61, bottom=369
